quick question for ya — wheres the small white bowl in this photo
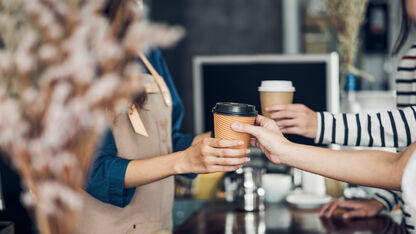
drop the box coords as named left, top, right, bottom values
left=262, top=173, right=292, bottom=203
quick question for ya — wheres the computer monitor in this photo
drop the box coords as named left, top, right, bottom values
left=193, top=53, right=339, bottom=147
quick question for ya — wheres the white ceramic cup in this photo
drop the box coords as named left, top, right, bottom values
left=262, top=173, right=292, bottom=203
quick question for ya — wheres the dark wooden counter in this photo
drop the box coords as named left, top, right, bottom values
left=175, top=200, right=405, bottom=234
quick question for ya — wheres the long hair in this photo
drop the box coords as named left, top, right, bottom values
left=392, top=0, right=413, bottom=55
left=103, top=0, right=148, bottom=108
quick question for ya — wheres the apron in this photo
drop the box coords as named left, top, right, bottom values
left=77, top=57, right=174, bottom=234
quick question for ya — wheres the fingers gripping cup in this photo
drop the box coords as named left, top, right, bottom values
left=212, top=102, right=258, bottom=149
left=258, top=81, right=295, bottom=117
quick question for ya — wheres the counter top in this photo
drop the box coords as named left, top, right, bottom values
left=175, top=200, right=405, bottom=234
left=172, top=199, right=205, bottom=231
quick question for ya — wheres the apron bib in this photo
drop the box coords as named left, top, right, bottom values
left=77, top=61, right=174, bottom=234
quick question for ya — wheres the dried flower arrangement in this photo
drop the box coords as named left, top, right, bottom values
left=0, top=0, right=183, bottom=233
left=326, top=0, right=372, bottom=81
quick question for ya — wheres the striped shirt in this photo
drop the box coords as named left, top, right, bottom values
left=315, top=44, right=416, bottom=233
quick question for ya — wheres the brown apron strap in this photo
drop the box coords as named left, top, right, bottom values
left=128, top=104, right=149, bottom=137
left=138, top=52, right=172, bottom=107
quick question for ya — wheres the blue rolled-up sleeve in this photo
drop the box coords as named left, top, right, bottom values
left=86, top=129, right=135, bottom=207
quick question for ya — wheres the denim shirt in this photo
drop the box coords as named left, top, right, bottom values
left=86, top=49, right=196, bottom=207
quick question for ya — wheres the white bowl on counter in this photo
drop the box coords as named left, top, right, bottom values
left=262, top=173, right=292, bottom=203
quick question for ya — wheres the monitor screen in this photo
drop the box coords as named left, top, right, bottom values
left=193, top=54, right=339, bottom=146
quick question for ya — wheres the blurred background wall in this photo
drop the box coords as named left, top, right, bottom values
left=148, top=0, right=416, bottom=134
left=148, top=0, right=283, bottom=133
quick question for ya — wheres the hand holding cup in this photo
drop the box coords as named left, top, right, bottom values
left=212, top=102, right=257, bottom=152
left=231, top=115, right=291, bottom=164
left=266, top=104, right=318, bottom=139
left=258, top=81, right=295, bottom=118
left=178, top=138, right=251, bottom=174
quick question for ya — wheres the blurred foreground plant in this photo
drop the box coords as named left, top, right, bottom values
left=0, top=0, right=183, bottom=233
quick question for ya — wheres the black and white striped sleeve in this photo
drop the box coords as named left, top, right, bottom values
left=315, top=106, right=416, bottom=148
left=372, top=189, right=399, bottom=212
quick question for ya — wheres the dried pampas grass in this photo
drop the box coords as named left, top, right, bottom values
left=326, top=0, right=369, bottom=71
left=0, top=0, right=184, bottom=233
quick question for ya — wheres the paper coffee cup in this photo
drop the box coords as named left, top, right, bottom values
left=212, top=102, right=257, bottom=149
left=258, top=81, right=295, bottom=117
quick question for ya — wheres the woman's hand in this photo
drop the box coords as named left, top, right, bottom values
left=319, top=199, right=384, bottom=219
left=231, top=115, right=291, bottom=164
left=266, top=104, right=318, bottom=139
left=191, top=131, right=212, bottom=145
left=176, top=138, right=250, bottom=174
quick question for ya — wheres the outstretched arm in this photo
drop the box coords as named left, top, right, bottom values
left=124, top=137, right=250, bottom=188
left=87, top=129, right=249, bottom=207
left=232, top=115, right=415, bottom=191
left=277, top=142, right=412, bottom=191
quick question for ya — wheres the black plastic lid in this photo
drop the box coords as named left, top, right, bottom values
left=212, top=102, right=258, bottom=117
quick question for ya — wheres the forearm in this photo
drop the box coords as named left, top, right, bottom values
left=232, top=116, right=415, bottom=192
left=280, top=143, right=403, bottom=190
left=124, top=151, right=182, bottom=188
left=125, top=137, right=248, bottom=188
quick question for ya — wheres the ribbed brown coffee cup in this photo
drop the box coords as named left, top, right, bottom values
left=212, top=102, right=257, bottom=149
